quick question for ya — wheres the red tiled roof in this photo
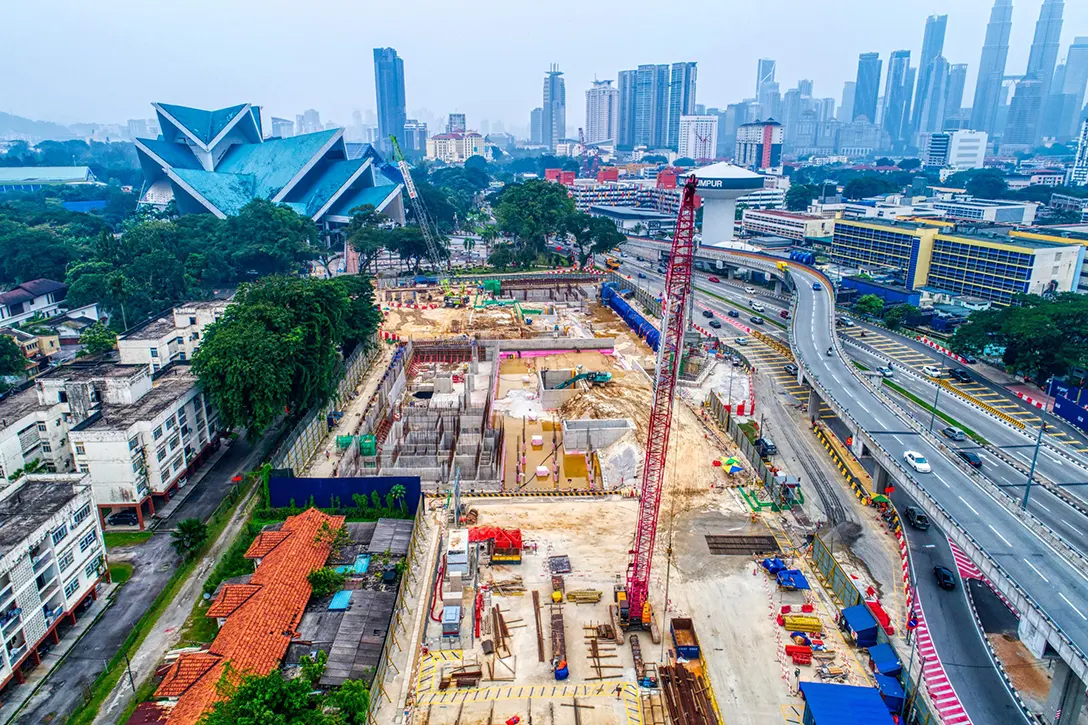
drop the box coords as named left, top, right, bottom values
left=205, top=584, right=262, bottom=618
left=244, top=530, right=291, bottom=559
left=155, top=653, right=222, bottom=697
left=160, top=508, right=345, bottom=724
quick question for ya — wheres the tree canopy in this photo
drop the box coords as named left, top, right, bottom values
left=950, top=294, right=1088, bottom=383
left=785, top=184, right=818, bottom=211
left=0, top=336, right=25, bottom=391
left=563, top=211, right=625, bottom=266
left=853, top=294, right=885, bottom=317
left=494, top=179, right=576, bottom=257
left=198, top=665, right=369, bottom=725
left=77, top=323, right=117, bottom=357
left=842, top=175, right=899, bottom=200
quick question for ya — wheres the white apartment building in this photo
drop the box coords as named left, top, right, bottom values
left=117, top=300, right=228, bottom=374
left=0, top=280, right=68, bottom=328
left=928, top=197, right=1037, bottom=225
left=425, top=132, right=491, bottom=164
left=677, top=115, right=719, bottom=161
left=946, top=130, right=987, bottom=170
left=736, top=187, right=786, bottom=210
left=741, top=209, right=834, bottom=241
left=585, top=80, right=619, bottom=144
left=0, top=473, right=104, bottom=689
left=0, top=387, right=75, bottom=484
left=1072, top=120, right=1088, bottom=186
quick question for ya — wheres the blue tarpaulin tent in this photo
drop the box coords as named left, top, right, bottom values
left=867, top=643, right=902, bottom=676
left=776, top=569, right=811, bottom=590
left=841, top=604, right=879, bottom=648
left=874, top=674, right=906, bottom=713
left=800, top=682, right=896, bottom=725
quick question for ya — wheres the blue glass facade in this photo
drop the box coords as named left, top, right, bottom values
left=926, top=237, right=1033, bottom=305
left=830, top=222, right=921, bottom=287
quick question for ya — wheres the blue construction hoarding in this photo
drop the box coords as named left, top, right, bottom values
left=268, top=475, right=422, bottom=514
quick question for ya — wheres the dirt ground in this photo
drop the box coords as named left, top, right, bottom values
left=989, top=634, right=1052, bottom=713
left=382, top=303, right=526, bottom=339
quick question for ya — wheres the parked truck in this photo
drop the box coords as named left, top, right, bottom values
left=670, top=617, right=700, bottom=660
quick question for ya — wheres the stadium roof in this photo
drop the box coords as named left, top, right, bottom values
left=0, top=167, right=97, bottom=184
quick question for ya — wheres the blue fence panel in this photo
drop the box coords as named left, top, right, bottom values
left=602, top=282, right=660, bottom=351
left=269, top=475, right=422, bottom=514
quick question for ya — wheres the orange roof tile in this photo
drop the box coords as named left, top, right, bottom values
left=243, top=530, right=291, bottom=559
left=155, top=653, right=222, bottom=698
left=205, top=584, right=262, bottom=619
left=161, top=508, right=346, bottom=725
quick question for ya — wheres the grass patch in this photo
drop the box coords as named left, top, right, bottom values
left=852, top=361, right=870, bottom=371
left=65, top=473, right=258, bottom=725
left=108, top=562, right=135, bottom=585
left=882, top=379, right=989, bottom=445
left=104, top=531, right=153, bottom=549
left=696, top=286, right=788, bottom=330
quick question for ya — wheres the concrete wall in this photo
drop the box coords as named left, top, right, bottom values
left=495, top=337, right=616, bottom=353
left=562, top=419, right=633, bottom=450
left=539, top=369, right=580, bottom=409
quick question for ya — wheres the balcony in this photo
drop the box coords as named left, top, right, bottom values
left=0, top=585, right=13, bottom=610
left=1, top=607, right=22, bottom=637
left=35, top=569, right=58, bottom=597
left=42, top=603, right=63, bottom=628
left=32, top=550, right=54, bottom=573
left=7, top=643, right=27, bottom=665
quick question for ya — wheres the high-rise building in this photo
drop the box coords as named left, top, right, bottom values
left=269, top=117, right=294, bottom=138
left=758, top=82, right=781, bottom=120
left=677, top=115, right=718, bottom=160
left=542, top=64, right=566, bottom=150
left=667, top=62, right=698, bottom=149
left=853, top=53, right=882, bottom=123
left=781, top=88, right=803, bottom=142
left=373, top=47, right=406, bottom=154
left=917, top=56, right=951, bottom=135
left=295, top=114, right=305, bottom=136
left=1005, top=0, right=1064, bottom=145
left=756, top=59, right=776, bottom=96
left=403, top=119, right=428, bottom=158
left=617, top=70, right=637, bottom=148
left=882, top=50, right=913, bottom=147
left=947, top=130, right=988, bottom=169
left=1050, top=38, right=1088, bottom=140
left=1072, top=120, right=1088, bottom=185
left=735, top=120, right=784, bottom=171
left=447, top=113, right=466, bottom=134
left=817, top=98, right=837, bottom=123
left=798, top=80, right=814, bottom=98
left=530, top=107, right=543, bottom=145
left=298, top=109, right=321, bottom=135
left=911, top=15, right=948, bottom=135
left=585, top=79, right=620, bottom=144
left=945, top=64, right=968, bottom=119
left=635, top=63, right=670, bottom=148
left=839, top=82, right=856, bottom=122
left=970, top=0, right=1014, bottom=136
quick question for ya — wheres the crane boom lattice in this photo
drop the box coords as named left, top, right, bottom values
left=625, top=175, right=699, bottom=625
left=390, top=135, right=447, bottom=279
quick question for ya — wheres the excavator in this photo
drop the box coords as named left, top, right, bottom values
left=554, top=370, right=613, bottom=389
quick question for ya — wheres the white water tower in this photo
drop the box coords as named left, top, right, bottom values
left=690, top=162, right=764, bottom=246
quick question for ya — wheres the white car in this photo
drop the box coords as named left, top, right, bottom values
left=922, top=365, right=942, bottom=378
left=744, top=286, right=756, bottom=294
left=751, top=301, right=765, bottom=312
left=878, top=365, right=893, bottom=377
left=904, top=451, right=931, bottom=473
left=733, top=337, right=749, bottom=346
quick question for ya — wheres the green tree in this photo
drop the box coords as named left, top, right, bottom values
left=390, top=483, right=407, bottom=512
left=854, top=294, right=885, bottom=318
left=301, top=650, right=327, bottom=686
left=641, top=155, right=668, bottom=164
left=328, top=679, right=371, bottom=724
left=220, top=199, right=319, bottom=279
left=199, top=666, right=331, bottom=725
left=330, top=275, right=381, bottom=353
left=488, top=243, right=515, bottom=269
left=479, top=224, right=500, bottom=255
left=563, top=211, right=626, bottom=267
left=673, top=157, right=697, bottom=166
left=965, top=169, right=1008, bottom=199
left=874, top=157, right=895, bottom=167
left=171, top=518, right=208, bottom=559
left=897, top=158, right=922, bottom=171
left=785, top=184, right=817, bottom=211
left=883, top=305, right=905, bottom=330
left=0, top=336, right=25, bottom=391
left=494, top=179, right=577, bottom=254
left=0, top=224, right=72, bottom=285
left=842, top=175, right=897, bottom=200
left=77, top=323, right=118, bottom=357
left=307, top=567, right=348, bottom=598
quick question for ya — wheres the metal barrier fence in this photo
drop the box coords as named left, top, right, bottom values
left=270, top=337, right=382, bottom=472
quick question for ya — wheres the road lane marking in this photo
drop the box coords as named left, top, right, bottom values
left=1034, top=501, right=1051, bottom=513
left=957, top=496, right=980, bottom=516
left=988, top=524, right=1012, bottom=548
left=1060, top=593, right=1088, bottom=621
left=1024, top=559, right=1050, bottom=583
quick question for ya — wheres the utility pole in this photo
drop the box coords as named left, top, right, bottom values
left=928, top=373, right=943, bottom=433
left=1021, top=377, right=1053, bottom=511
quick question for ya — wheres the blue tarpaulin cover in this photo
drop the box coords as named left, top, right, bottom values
left=800, top=682, right=896, bottom=725
left=873, top=674, right=905, bottom=712
left=841, top=604, right=879, bottom=647
left=868, top=643, right=902, bottom=676
left=776, top=569, right=811, bottom=590
left=329, top=590, right=352, bottom=611
left=761, top=557, right=787, bottom=574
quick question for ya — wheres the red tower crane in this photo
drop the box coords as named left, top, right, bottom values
left=619, top=174, right=699, bottom=629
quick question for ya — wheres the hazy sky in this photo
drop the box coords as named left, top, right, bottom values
left=3, top=0, right=1087, bottom=135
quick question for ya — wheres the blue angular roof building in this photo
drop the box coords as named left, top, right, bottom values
left=135, top=102, right=405, bottom=228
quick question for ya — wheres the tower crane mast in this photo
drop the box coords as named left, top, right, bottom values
left=390, top=135, right=447, bottom=282
left=620, top=175, right=699, bottom=628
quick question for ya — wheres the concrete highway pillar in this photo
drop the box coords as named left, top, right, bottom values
left=774, top=279, right=784, bottom=294
left=872, top=465, right=889, bottom=495
left=807, top=387, right=821, bottom=424
left=850, top=429, right=865, bottom=458
left=727, top=267, right=737, bottom=280
left=1047, top=659, right=1086, bottom=725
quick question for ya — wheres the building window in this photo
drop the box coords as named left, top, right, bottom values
left=178, top=352, right=186, bottom=361
left=37, top=422, right=47, bottom=432
left=150, top=349, right=158, bottom=358
left=84, top=556, right=101, bottom=579
left=189, top=316, right=196, bottom=325
left=79, top=530, right=97, bottom=553
left=168, top=435, right=180, bottom=450
left=128, top=437, right=140, bottom=451
left=75, top=442, right=85, bottom=455
left=58, top=391, right=67, bottom=403
left=153, top=426, right=163, bottom=440
left=64, top=576, right=80, bottom=598
left=157, top=447, right=166, bottom=462
left=78, top=464, right=89, bottom=473
left=172, top=458, right=182, bottom=473
left=57, top=549, right=74, bottom=572
left=165, top=416, right=176, bottom=430
left=42, top=443, right=52, bottom=453
left=51, top=524, right=68, bottom=545
left=132, top=459, right=143, bottom=474
left=72, top=503, right=91, bottom=526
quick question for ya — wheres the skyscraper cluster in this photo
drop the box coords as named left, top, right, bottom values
left=611, top=62, right=697, bottom=150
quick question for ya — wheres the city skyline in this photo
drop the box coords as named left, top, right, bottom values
left=3, top=0, right=1088, bottom=140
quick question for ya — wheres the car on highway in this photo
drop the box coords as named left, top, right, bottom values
left=958, top=450, right=983, bottom=468
left=709, top=320, right=722, bottom=329
left=784, top=363, right=798, bottom=375
left=731, top=355, right=742, bottom=366
left=779, top=310, right=790, bottom=319
left=755, top=436, right=777, bottom=456
left=708, top=276, right=721, bottom=283
left=702, top=309, right=714, bottom=318
left=751, top=301, right=765, bottom=312
left=836, top=317, right=855, bottom=327
left=962, top=355, right=978, bottom=364
left=727, top=309, right=740, bottom=318
left=948, top=368, right=971, bottom=382
left=744, top=286, right=755, bottom=293
left=933, top=565, right=957, bottom=590
left=904, top=506, right=930, bottom=530
left=878, top=365, right=893, bottom=377
left=750, top=316, right=765, bottom=325
left=941, top=426, right=966, bottom=442
left=637, top=272, right=647, bottom=279
left=733, top=337, right=749, bottom=345
left=812, top=282, right=823, bottom=291
left=635, top=256, right=644, bottom=262
left=922, top=365, right=943, bottom=378
left=903, top=450, right=931, bottom=473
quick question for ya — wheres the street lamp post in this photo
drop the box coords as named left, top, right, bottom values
left=1021, top=377, right=1053, bottom=511
left=928, top=372, right=943, bottom=433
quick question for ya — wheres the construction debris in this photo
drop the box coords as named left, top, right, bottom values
left=660, top=663, right=717, bottom=725
left=548, top=555, right=572, bottom=574
left=565, top=589, right=602, bottom=604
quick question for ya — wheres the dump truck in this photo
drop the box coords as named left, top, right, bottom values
left=670, top=618, right=700, bottom=660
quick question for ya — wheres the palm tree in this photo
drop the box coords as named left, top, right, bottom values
left=171, top=518, right=208, bottom=559
left=390, top=484, right=407, bottom=512
left=479, top=225, right=500, bottom=257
